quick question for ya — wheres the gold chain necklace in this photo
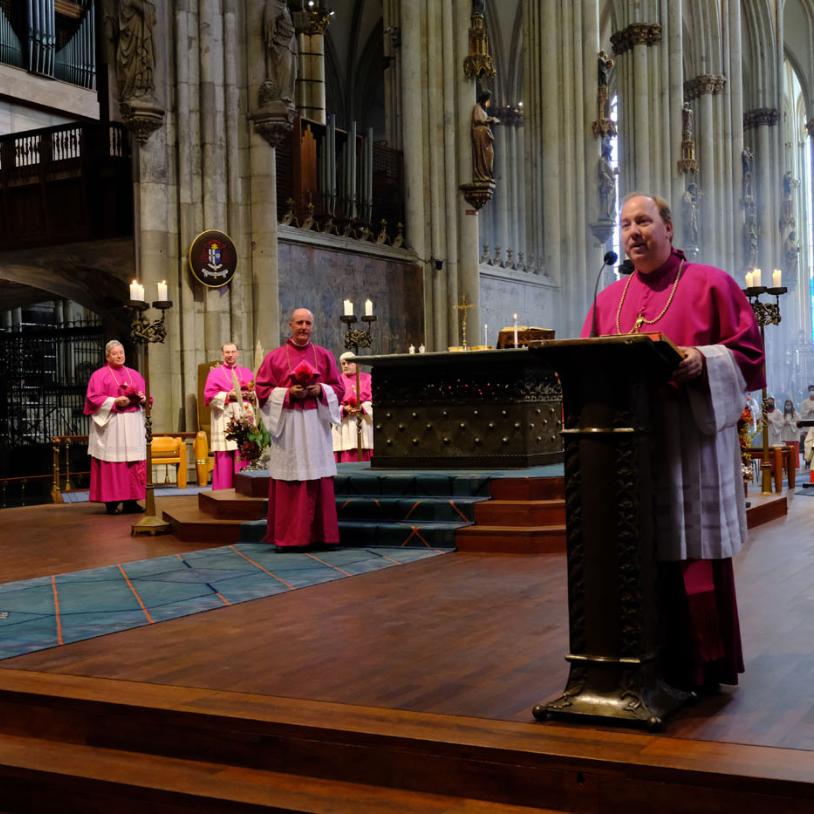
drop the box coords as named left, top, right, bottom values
left=614, top=260, right=686, bottom=334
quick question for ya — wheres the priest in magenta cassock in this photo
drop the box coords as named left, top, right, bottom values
left=332, top=351, right=374, bottom=462
left=255, top=308, right=344, bottom=550
left=84, top=340, right=147, bottom=515
left=583, top=192, right=764, bottom=691
left=204, top=342, right=256, bottom=490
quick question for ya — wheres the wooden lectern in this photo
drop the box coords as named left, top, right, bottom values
left=528, top=335, right=689, bottom=729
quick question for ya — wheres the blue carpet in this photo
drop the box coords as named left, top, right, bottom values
left=0, top=545, right=447, bottom=660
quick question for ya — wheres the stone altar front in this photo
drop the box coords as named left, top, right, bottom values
left=358, top=349, right=563, bottom=469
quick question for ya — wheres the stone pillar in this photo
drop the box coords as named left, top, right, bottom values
left=293, top=8, right=331, bottom=125
left=382, top=0, right=402, bottom=150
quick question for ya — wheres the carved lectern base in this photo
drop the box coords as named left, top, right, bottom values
left=533, top=660, right=692, bottom=731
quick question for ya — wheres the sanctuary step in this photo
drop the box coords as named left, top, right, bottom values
left=0, top=671, right=809, bottom=814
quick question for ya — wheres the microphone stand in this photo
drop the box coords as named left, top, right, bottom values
left=590, top=251, right=619, bottom=337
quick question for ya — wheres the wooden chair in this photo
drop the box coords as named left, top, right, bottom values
left=193, top=430, right=213, bottom=486
left=151, top=436, right=188, bottom=489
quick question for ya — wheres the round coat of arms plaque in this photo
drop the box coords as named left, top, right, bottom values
left=188, top=230, right=237, bottom=289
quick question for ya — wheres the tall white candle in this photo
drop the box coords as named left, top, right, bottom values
left=772, top=269, right=782, bottom=288
left=408, top=344, right=415, bottom=354
left=130, top=280, right=140, bottom=301
left=512, top=313, right=519, bottom=348
left=744, top=271, right=753, bottom=288
left=484, top=324, right=488, bottom=345
left=753, top=268, right=762, bottom=287
left=364, top=298, right=373, bottom=316
left=343, top=299, right=354, bottom=316
left=157, top=280, right=168, bottom=301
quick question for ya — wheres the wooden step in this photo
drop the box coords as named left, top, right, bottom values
left=162, top=504, right=244, bottom=543
left=489, top=476, right=565, bottom=500
left=474, top=498, right=565, bottom=526
left=198, top=489, right=267, bottom=520
left=456, top=524, right=566, bottom=553
left=0, top=672, right=810, bottom=814
left=0, top=733, right=557, bottom=814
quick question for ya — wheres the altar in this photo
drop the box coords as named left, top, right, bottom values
left=357, top=349, right=563, bottom=469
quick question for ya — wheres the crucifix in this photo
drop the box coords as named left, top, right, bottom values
left=454, top=296, right=475, bottom=349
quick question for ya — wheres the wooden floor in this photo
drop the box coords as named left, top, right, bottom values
left=1, top=488, right=813, bottom=809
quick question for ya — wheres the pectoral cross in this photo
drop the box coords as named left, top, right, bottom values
left=454, top=296, right=475, bottom=348
left=633, top=314, right=645, bottom=333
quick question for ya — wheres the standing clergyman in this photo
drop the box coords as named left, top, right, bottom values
left=204, top=342, right=256, bottom=490
left=583, top=193, right=764, bottom=691
left=255, top=308, right=344, bottom=551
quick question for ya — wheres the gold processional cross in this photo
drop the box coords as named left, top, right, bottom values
left=454, top=296, right=475, bottom=348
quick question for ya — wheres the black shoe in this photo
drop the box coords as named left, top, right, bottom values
left=271, top=544, right=310, bottom=553
left=105, top=502, right=120, bottom=515
left=121, top=501, right=145, bottom=514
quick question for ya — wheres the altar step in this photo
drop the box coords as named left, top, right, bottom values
left=0, top=671, right=808, bottom=814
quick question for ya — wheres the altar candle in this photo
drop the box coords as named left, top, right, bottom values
left=130, top=280, right=141, bottom=301
left=364, top=298, right=373, bottom=316
left=745, top=271, right=753, bottom=288
left=157, top=280, right=168, bottom=301
left=408, top=344, right=415, bottom=354
left=772, top=269, right=782, bottom=288
left=139, top=283, right=146, bottom=301
left=418, top=344, right=425, bottom=353
left=512, top=313, right=519, bottom=348
left=753, top=268, right=762, bottom=287
left=484, top=324, right=488, bottom=345
left=343, top=299, right=354, bottom=316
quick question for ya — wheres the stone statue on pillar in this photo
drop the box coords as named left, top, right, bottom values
left=743, top=199, right=758, bottom=269
left=460, top=91, right=497, bottom=210
left=779, top=170, right=797, bottom=231
left=591, top=50, right=616, bottom=138
left=681, top=182, right=702, bottom=254
left=784, top=229, right=800, bottom=281
left=741, top=148, right=753, bottom=202
left=261, top=0, right=297, bottom=106
left=597, top=134, right=617, bottom=221
left=472, top=91, right=499, bottom=182
left=105, top=0, right=165, bottom=144
left=677, top=101, right=698, bottom=174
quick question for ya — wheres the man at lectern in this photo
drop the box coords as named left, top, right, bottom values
left=583, top=192, right=764, bottom=692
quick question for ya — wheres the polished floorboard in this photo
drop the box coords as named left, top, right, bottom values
left=1, top=491, right=813, bottom=753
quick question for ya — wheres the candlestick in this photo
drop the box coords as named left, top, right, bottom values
left=364, top=298, right=373, bottom=317
left=343, top=299, right=354, bottom=317
left=772, top=269, right=782, bottom=288
left=157, top=280, right=168, bottom=301
left=753, top=268, right=762, bottom=287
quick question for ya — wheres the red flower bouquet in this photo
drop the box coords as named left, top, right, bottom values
left=120, top=384, right=143, bottom=406
left=289, top=360, right=320, bottom=387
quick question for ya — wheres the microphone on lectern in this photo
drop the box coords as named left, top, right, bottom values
left=589, top=250, right=619, bottom=337
left=619, top=259, right=634, bottom=275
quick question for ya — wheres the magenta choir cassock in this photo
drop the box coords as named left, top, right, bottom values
left=583, top=248, right=765, bottom=689
left=204, top=363, right=256, bottom=490
left=333, top=370, right=374, bottom=463
left=255, top=340, right=345, bottom=548
left=83, top=364, right=148, bottom=504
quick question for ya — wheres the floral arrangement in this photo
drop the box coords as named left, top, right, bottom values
left=225, top=410, right=270, bottom=465
left=737, top=405, right=755, bottom=480
left=120, top=384, right=146, bottom=406
left=289, top=360, right=320, bottom=387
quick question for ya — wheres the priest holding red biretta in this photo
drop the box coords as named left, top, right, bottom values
left=255, top=307, right=344, bottom=551
left=583, top=192, right=764, bottom=692
left=204, top=342, right=256, bottom=490
left=84, top=340, right=147, bottom=515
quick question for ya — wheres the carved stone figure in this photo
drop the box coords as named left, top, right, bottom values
left=472, top=91, right=499, bottom=182
left=597, top=135, right=617, bottom=221
left=741, top=147, right=753, bottom=201
left=116, top=0, right=157, bottom=101
left=784, top=229, right=800, bottom=276
left=681, top=102, right=694, bottom=142
left=743, top=199, right=758, bottom=268
left=597, top=50, right=614, bottom=120
left=682, top=182, right=702, bottom=247
left=262, top=0, right=297, bottom=104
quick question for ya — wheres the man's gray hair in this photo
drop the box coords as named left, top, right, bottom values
left=105, top=340, right=124, bottom=356
left=288, top=307, right=314, bottom=321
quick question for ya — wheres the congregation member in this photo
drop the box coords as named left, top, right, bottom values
left=780, top=399, right=800, bottom=459
left=83, top=340, right=147, bottom=515
left=204, top=342, right=256, bottom=490
left=332, top=351, right=374, bottom=462
left=799, top=385, right=814, bottom=465
left=583, top=192, right=764, bottom=692
left=255, top=308, right=344, bottom=551
left=764, top=397, right=784, bottom=446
